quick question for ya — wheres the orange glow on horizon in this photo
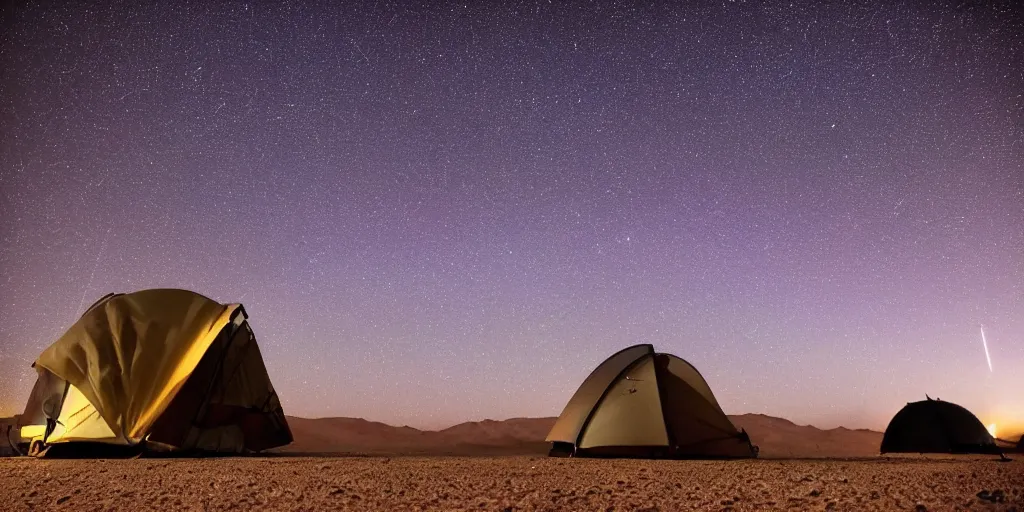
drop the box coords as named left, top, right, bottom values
left=986, top=418, right=1024, bottom=442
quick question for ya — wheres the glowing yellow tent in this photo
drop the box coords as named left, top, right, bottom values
left=17, top=289, right=292, bottom=456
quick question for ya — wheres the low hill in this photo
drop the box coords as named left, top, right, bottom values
left=729, top=414, right=883, bottom=458
left=278, top=414, right=886, bottom=458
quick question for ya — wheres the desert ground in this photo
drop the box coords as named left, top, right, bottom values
left=1, top=456, right=1022, bottom=511
left=2, top=414, right=1021, bottom=510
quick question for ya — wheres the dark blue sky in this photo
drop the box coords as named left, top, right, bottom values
left=1, top=0, right=1021, bottom=433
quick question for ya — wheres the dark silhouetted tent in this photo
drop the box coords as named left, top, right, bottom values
left=545, top=344, right=757, bottom=459
left=17, top=289, right=292, bottom=457
left=880, top=397, right=1000, bottom=455
left=1, top=417, right=17, bottom=457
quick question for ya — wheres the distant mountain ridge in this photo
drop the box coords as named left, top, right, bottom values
left=279, top=414, right=888, bottom=458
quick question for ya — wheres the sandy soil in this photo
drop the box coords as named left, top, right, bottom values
left=1, top=456, right=1022, bottom=511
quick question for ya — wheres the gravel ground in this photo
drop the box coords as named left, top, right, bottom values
left=1, top=456, right=1022, bottom=511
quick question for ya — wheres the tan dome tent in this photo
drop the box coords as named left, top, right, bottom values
left=16, top=289, right=292, bottom=457
left=546, top=344, right=757, bottom=459
left=880, top=397, right=1001, bottom=455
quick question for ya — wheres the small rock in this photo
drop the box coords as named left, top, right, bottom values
left=809, top=489, right=821, bottom=497
left=977, top=490, right=1006, bottom=503
left=915, top=504, right=928, bottom=511
left=989, top=490, right=1007, bottom=503
left=56, top=496, right=71, bottom=505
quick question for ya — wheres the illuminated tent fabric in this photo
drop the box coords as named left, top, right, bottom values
left=17, top=289, right=292, bottom=456
left=880, top=397, right=1000, bottom=455
left=545, top=344, right=757, bottom=459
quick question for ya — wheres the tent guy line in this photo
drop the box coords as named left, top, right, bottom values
left=72, top=226, right=112, bottom=324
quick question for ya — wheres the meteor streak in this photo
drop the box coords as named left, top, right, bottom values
left=980, top=324, right=993, bottom=372
left=74, top=226, right=112, bottom=321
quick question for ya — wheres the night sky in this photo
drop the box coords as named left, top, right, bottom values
left=1, top=1, right=1022, bottom=435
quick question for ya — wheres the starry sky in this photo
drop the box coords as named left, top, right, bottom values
left=1, top=0, right=1022, bottom=435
